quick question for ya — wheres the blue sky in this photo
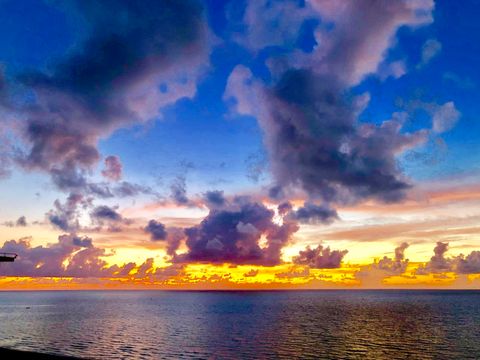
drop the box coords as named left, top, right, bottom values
left=1, top=0, right=478, bottom=196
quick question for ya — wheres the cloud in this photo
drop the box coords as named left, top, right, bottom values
left=170, top=176, right=189, bottom=205
left=163, top=227, right=184, bottom=257
left=235, top=0, right=310, bottom=52
left=112, top=181, right=157, bottom=198
left=243, top=269, right=259, bottom=277
left=276, top=266, right=310, bottom=279
left=0, top=233, right=182, bottom=279
left=263, top=70, right=427, bottom=204
left=15, top=216, right=27, bottom=227
left=416, top=242, right=452, bottom=274
left=175, top=200, right=298, bottom=266
left=144, top=221, right=183, bottom=256
left=376, top=242, right=409, bottom=274
left=91, top=205, right=122, bottom=222
left=442, top=72, right=476, bottom=90
left=289, top=202, right=338, bottom=225
left=419, top=38, right=442, bottom=67
left=377, top=60, right=407, bottom=81
left=245, top=151, right=268, bottom=183
left=238, top=0, right=433, bottom=84
left=277, top=202, right=293, bottom=216
left=47, top=193, right=86, bottom=232
left=72, top=235, right=93, bottom=248
left=0, top=234, right=115, bottom=278
left=70, top=180, right=157, bottom=201
left=9, top=0, right=209, bottom=192
left=302, top=0, right=434, bottom=85
left=203, top=190, right=226, bottom=208
left=223, top=65, right=263, bottom=117
left=90, top=205, right=124, bottom=230
left=293, top=245, right=348, bottom=269
left=355, top=243, right=411, bottom=286
left=144, top=220, right=167, bottom=241
left=236, top=221, right=259, bottom=236
left=101, top=155, right=122, bottom=182
left=431, top=101, right=461, bottom=134
left=416, top=242, right=480, bottom=275
left=3, top=216, right=28, bottom=227
left=225, top=0, right=434, bottom=208
left=456, top=251, right=480, bottom=274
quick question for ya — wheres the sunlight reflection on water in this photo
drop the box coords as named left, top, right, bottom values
left=0, top=290, right=479, bottom=359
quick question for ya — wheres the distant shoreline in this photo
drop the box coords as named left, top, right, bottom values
left=0, top=348, right=79, bottom=359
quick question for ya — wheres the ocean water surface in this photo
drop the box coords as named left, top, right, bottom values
left=0, top=290, right=479, bottom=359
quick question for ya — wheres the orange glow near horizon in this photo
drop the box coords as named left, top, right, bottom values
left=2, top=262, right=480, bottom=291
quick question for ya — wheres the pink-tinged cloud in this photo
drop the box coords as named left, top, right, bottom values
left=101, top=155, right=123, bottom=182
left=306, top=0, right=434, bottom=84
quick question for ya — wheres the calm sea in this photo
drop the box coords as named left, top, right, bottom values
left=0, top=290, right=479, bottom=359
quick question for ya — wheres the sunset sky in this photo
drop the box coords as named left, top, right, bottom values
left=0, top=0, right=479, bottom=289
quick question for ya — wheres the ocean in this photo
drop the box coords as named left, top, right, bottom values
left=0, top=290, right=479, bottom=359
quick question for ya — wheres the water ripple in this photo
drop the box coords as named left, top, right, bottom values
left=0, top=290, right=479, bottom=359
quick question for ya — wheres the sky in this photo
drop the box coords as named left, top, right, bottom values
left=0, top=0, right=480, bottom=290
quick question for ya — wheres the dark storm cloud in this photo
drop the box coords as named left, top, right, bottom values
left=175, top=200, right=298, bottom=266
left=144, top=220, right=167, bottom=241
left=12, top=0, right=208, bottom=193
left=293, top=245, right=348, bottom=269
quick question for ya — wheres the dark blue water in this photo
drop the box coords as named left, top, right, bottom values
left=0, top=290, right=479, bottom=359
